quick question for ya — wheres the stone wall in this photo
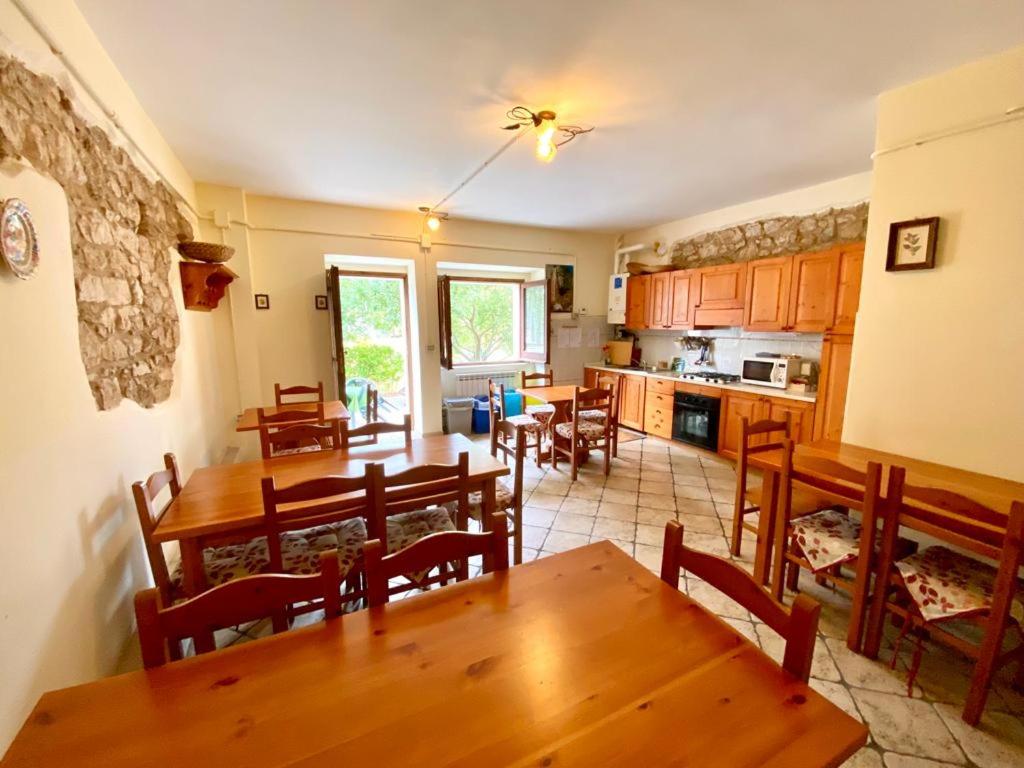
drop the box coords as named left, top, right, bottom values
left=670, top=202, right=868, bottom=269
left=0, top=54, right=192, bottom=410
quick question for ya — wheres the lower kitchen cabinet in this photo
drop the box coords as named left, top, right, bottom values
left=718, top=391, right=815, bottom=459
left=643, top=390, right=674, bottom=438
left=618, top=374, right=646, bottom=430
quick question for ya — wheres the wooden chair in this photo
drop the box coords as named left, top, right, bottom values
left=259, top=421, right=341, bottom=459
left=134, top=551, right=341, bottom=667
left=274, top=381, right=325, bottom=406
left=489, top=378, right=545, bottom=466
left=661, top=520, right=821, bottom=682
left=864, top=477, right=1024, bottom=725
left=341, top=413, right=412, bottom=450
left=366, top=453, right=473, bottom=598
left=365, top=383, right=379, bottom=424
left=257, top=401, right=325, bottom=426
left=521, top=368, right=556, bottom=425
left=483, top=420, right=526, bottom=564
left=769, top=439, right=913, bottom=651
left=595, top=372, right=623, bottom=457
left=730, top=417, right=830, bottom=559
left=260, top=468, right=373, bottom=625
left=364, top=513, right=509, bottom=606
left=551, top=386, right=613, bottom=481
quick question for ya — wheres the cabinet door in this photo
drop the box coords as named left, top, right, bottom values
left=788, top=251, right=838, bottom=332
left=669, top=270, right=695, bottom=328
left=813, top=334, right=854, bottom=441
left=718, top=392, right=765, bottom=459
left=618, top=375, right=646, bottom=430
left=648, top=272, right=672, bottom=328
left=697, top=263, right=746, bottom=310
left=765, top=397, right=815, bottom=444
left=743, top=256, right=792, bottom=331
left=583, top=367, right=599, bottom=389
left=831, top=244, right=864, bottom=334
left=625, top=275, right=650, bottom=329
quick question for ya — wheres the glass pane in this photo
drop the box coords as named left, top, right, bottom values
left=449, top=282, right=516, bottom=363
left=523, top=284, right=545, bottom=354
left=683, top=411, right=709, bottom=439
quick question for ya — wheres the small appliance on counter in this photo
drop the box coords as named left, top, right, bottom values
left=604, top=339, right=633, bottom=366
left=740, top=355, right=801, bottom=389
left=671, top=357, right=686, bottom=374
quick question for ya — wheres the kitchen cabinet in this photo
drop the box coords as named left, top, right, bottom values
left=719, top=390, right=815, bottom=458
left=694, top=262, right=746, bottom=327
left=743, top=256, right=793, bottom=331
left=643, top=390, right=673, bottom=438
left=618, top=374, right=646, bottom=431
left=583, top=367, right=599, bottom=389
left=814, top=333, right=854, bottom=441
left=668, top=270, right=696, bottom=329
left=647, top=271, right=672, bottom=328
left=625, top=275, right=650, bottom=329
left=831, top=244, right=864, bottom=334
left=765, top=398, right=815, bottom=445
left=788, top=251, right=839, bottom=332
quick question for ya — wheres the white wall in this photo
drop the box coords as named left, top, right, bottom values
left=844, top=46, right=1024, bottom=481
left=0, top=0, right=238, bottom=752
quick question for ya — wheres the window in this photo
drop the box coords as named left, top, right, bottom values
left=437, top=276, right=548, bottom=368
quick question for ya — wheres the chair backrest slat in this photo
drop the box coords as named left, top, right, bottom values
left=363, top=513, right=509, bottom=606
left=368, top=453, right=470, bottom=544
left=341, top=414, right=412, bottom=450
left=259, top=421, right=340, bottom=459
left=274, top=381, right=325, bottom=406
left=134, top=551, right=341, bottom=668
left=258, top=402, right=325, bottom=426
left=132, top=453, right=183, bottom=603
left=492, top=421, right=526, bottom=507
left=660, top=521, right=820, bottom=682
left=780, top=441, right=875, bottom=510
left=521, top=368, right=553, bottom=388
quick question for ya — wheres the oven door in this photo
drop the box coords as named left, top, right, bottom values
left=672, top=393, right=720, bottom=451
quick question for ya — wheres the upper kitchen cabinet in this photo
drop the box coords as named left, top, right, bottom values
left=668, top=269, right=696, bottom=329
left=831, top=244, right=864, bottom=334
left=625, top=274, right=650, bottom=329
left=743, top=256, right=793, bottom=331
left=646, top=271, right=672, bottom=328
left=642, top=269, right=695, bottom=330
left=694, top=263, right=745, bottom=327
left=788, top=250, right=839, bottom=332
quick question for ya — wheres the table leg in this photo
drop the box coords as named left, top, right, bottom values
left=753, top=469, right=779, bottom=587
left=179, top=538, right=207, bottom=597
left=479, top=477, right=497, bottom=574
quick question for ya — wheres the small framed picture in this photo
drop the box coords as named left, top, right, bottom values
left=254, top=293, right=270, bottom=310
left=314, top=294, right=328, bottom=310
left=886, top=217, right=938, bottom=272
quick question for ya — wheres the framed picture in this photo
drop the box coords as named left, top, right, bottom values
left=254, top=293, right=270, bottom=310
left=545, top=264, right=574, bottom=314
left=314, top=294, right=328, bottom=310
left=886, top=217, right=938, bottom=272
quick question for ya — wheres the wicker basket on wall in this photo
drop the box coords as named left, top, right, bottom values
left=177, top=241, right=235, bottom=263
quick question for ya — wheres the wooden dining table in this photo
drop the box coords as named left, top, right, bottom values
left=517, top=384, right=578, bottom=423
left=2, top=542, right=866, bottom=768
left=235, top=400, right=350, bottom=432
left=157, top=433, right=509, bottom=594
left=748, top=439, right=1024, bottom=590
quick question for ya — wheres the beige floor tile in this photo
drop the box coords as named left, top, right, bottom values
left=641, top=460, right=672, bottom=473
left=522, top=525, right=549, bottom=549
left=681, top=532, right=731, bottom=558
left=755, top=624, right=841, bottom=682
left=826, top=638, right=921, bottom=696
left=883, top=754, right=962, bottom=767
left=536, top=549, right=557, bottom=559
left=522, top=506, right=556, bottom=527
left=705, top=476, right=737, bottom=492
left=535, top=477, right=571, bottom=496
left=603, top=475, right=639, bottom=491
left=934, top=703, right=1024, bottom=768
left=851, top=690, right=965, bottom=764
left=677, top=512, right=724, bottom=535
left=641, top=469, right=674, bottom=483
left=675, top=484, right=713, bottom=501
left=542, top=530, right=591, bottom=553
left=638, top=492, right=676, bottom=511
left=515, top=547, right=540, bottom=562
left=526, top=492, right=564, bottom=511
left=715, top=502, right=738, bottom=520
left=592, top=517, right=636, bottom=542
left=552, top=511, right=596, bottom=535
left=566, top=482, right=604, bottom=500
left=844, top=748, right=884, bottom=768
left=709, top=488, right=737, bottom=504
left=673, top=472, right=707, bottom=487
left=676, top=498, right=718, bottom=517
left=635, top=523, right=667, bottom=547
left=685, top=578, right=751, bottom=621
left=702, top=465, right=736, bottom=480
left=597, top=501, right=638, bottom=521
left=602, top=488, right=640, bottom=506
left=559, top=497, right=600, bottom=516
left=633, top=543, right=663, bottom=572
left=638, top=480, right=675, bottom=496
left=636, top=507, right=675, bottom=527
left=810, top=678, right=864, bottom=722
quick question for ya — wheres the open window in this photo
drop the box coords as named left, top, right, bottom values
left=436, top=276, right=548, bottom=369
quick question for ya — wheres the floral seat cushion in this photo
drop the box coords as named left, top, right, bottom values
left=895, top=545, right=1024, bottom=623
left=273, top=444, right=323, bottom=457
left=790, top=508, right=862, bottom=572
left=555, top=419, right=606, bottom=441
left=465, top=480, right=515, bottom=519
left=505, top=414, right=545, bottom=433
left=387, top=507, right=457, bottom=584
left=525, top=404, right=556, bottom=423
left=577, top=409, right=607, bottom=423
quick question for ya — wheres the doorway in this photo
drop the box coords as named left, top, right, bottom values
left=329, top=269, right=413, bottom=424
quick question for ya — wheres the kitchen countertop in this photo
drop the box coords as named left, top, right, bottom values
left=585, top=364, right=817, bottom=403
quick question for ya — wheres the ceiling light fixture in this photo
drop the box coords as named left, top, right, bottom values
left=502, top=106, right=594, bottom=164
left=418, top=206, right=447, bottom=231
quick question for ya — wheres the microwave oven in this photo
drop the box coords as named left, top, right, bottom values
left=740, top=356, right=800, bottom=389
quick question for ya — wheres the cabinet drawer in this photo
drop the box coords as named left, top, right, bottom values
left=645, top=391, right=673, bottom=410
left=647, top=377, right=676, bottom=396
left=643, top=405, right=673, bottom=438
left=675, top=382, right=721, bottom=398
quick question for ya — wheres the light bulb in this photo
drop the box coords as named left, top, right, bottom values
left=426, top=214, right=441, bottom=231
left=535, top=113, right=558, bottom=163
left=536, top=139, right=557, bottom=163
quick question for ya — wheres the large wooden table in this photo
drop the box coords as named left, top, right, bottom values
left=2, top=543, right=866, bottom=767
left=235, top=400, right=350, bottom=432
left=158, top=434, right=509, bottom=594
left=748, top=439, right=1024, bottom=588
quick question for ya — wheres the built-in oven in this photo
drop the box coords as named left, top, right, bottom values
left=672, top=391, right=720, bottom=452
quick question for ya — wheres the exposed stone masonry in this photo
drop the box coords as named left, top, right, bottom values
left=0, top=54, right=192, bottom=409
left=670, top=203, right=868, bottom=269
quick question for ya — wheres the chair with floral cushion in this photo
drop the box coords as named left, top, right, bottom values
left=366, top=453, right=474, bottom=598
left=274, top=381, right=325, bottom=405
left=594, top=373, right=622, bottom=457
left=259, top=421, right=341, bottom=459
left=489, top=378, right=545, bottom=466
left=864, top=476, right=1024, bottom=726
left=341, top=413, right=412, bottom=450
left=364, top=513, right=509, bottom=606
left=770, top=440, right=916, bottom=652
left=259, top=467, right=374, bottom=627
left=520, top=368, right=556, bottom=426
left=135, top=550, right=341, bottom=667
left=551, top=386, right=613, bottom=481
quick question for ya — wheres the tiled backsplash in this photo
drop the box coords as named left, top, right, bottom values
left=629, top=328, right=824, bottom=374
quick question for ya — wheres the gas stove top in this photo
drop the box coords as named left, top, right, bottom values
left=679, top=371, right=741, bottom=385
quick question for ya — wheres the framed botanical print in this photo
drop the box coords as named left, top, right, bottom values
left=886, top=217, right=938, bottom=272
left=314, top=294, right=328, bottom=310
left=254, top=293, right=270, bottom=310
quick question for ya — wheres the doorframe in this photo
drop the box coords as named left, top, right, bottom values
left=336, top=269, right=416, bottom=427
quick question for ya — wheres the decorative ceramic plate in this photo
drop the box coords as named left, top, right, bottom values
left=1, top=198, right=39, bottom=279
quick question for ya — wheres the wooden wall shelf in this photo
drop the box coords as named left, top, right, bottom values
left=179, top=261, right=237, bottom=311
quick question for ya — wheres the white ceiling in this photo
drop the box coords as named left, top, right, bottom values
left=78, top=0, right=1023, bottom=232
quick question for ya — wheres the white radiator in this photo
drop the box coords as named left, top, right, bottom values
left=455, top=371, right=519, bottom=396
